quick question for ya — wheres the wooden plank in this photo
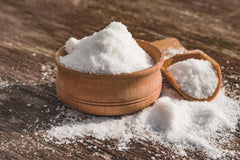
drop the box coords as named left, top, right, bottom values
left=0, top=0, right=239, bottom=159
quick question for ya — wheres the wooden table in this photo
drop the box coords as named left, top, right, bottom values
left=0, top=0, right=239, bottom=159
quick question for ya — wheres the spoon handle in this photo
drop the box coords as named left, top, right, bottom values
left=151, top=38, right=187, bottom=53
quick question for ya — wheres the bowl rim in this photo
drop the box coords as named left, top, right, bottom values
left=55, top=39, right=164, bottom=78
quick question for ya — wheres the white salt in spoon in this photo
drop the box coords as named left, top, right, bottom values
left=151, top=38, right=222, bottom=101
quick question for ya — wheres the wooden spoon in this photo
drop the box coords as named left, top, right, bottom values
left=151, top=38, right=222, bottom=101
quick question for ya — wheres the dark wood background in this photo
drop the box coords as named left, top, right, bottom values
left=0, top=0, right=239, bottom=159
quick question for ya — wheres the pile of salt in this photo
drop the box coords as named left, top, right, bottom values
left=43, top=86, right=240, bottom=159
left=167, top=58, right=218, bottom=99
left=60, top=22, right=153, bottom=74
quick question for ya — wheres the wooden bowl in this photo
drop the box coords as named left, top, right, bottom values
left=55, top=39, right=164, bottom=116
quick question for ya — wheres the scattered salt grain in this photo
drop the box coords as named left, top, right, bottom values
left=167, top=58, right=218, bottom=99
left=151, top=156, right=156, bottom=160
left=0, top=78, right=9, bottom=89
left=60, top=21, right=153, bottom=74
left=34, top=118, right=39, bottom=123
left=235, top=83, right=239, bottom=88
left=32, top=53, right=37, bottom=56
left=42, top=85, right=240, bottom=159
left=164, top=47, right=185, bottom=60
left=45, top=108, right=50, bottom=113
left=41, top=65, right=47, bottom=72
left=27, top=104, right=32, bottom=107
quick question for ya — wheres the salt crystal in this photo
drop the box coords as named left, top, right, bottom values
left=34, top=118, right=39, bottom=123
left=45, top=108, right=50, bottom=113
left=27, top=104, right=32, bottom=107
left=164, top=47, right=185, bottom=60
left=224, top=80, right=228, bottom=83
left=167, top=58, right=218, bottom=99
left=41, top=65, right=47, bottom=72
left=60, top=22, right=153, bottom=74
left=235, top=83, right=239, bottom=88
left=32, top=53, right=37, bottom=56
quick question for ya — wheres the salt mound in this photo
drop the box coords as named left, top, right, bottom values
left=60, top=22, right=153, bottom=74
left=141, top=90, right=240, bottom=158
left=167, top=58, right=218, bottom=99
left=42, top=85, right=240, bottom=159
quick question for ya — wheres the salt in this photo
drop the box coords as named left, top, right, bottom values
left=40, top=65, right=47, bottom=72
left=60, top=22, right=153, bottom=74
left=167, top=58, right=218, bottom=99
left=26, top=104, right=32, bottom=107
left=42, top=86, right=240, bottom=159
left=164, top=47, right=185, bottom=60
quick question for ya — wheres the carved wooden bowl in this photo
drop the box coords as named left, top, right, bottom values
left=55, top=39, right=164, bottom=116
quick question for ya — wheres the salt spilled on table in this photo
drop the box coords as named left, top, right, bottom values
left=167, top=58, right=218, bottom=99
left=42, top=86, right=240, bottom=159
left=60, top=21, right=153, bottom=74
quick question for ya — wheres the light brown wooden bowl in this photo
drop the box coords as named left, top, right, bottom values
left=55, top=39, right=164, bottom=116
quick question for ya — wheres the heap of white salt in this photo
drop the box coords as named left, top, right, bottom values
left=42, top=86, right=240, bottom=159
left=60, top=22, right=153, bottom=74
left=167, top=58, right=218, bottom=99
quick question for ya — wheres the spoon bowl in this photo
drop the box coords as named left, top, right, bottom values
left=161, top=50, right=222, bottom=101
left=152, top=38, right=222, bottom=101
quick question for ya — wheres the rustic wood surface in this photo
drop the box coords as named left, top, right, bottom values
left=0, top=0, right=239, bottom=159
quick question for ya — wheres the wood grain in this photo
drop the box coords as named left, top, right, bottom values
left=0, top=0, right=239, bottom=159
